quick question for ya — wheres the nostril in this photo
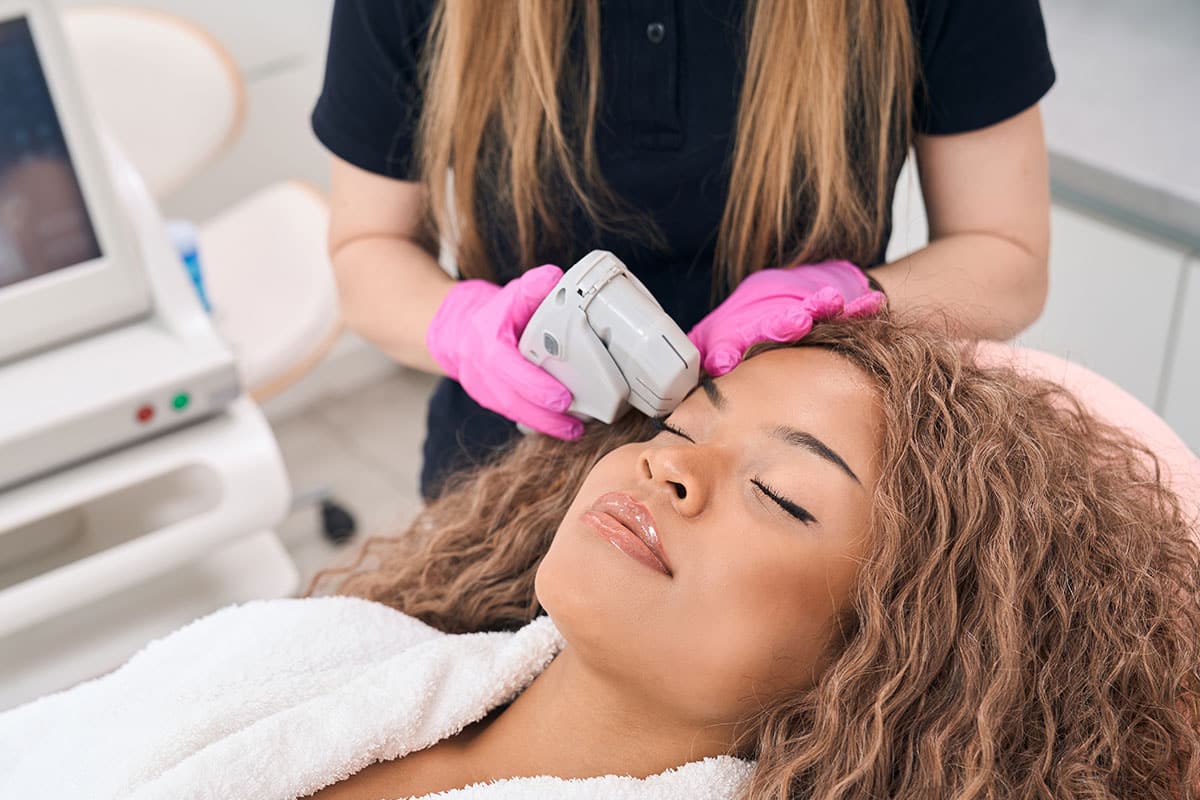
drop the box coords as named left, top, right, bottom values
left=670, top=481, right=686, bottom=500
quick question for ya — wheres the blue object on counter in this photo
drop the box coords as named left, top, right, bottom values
left=167, top=219, right=212, bottom=313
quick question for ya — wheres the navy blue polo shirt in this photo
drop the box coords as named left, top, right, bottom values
left=312, top=0, right=1055, bottom=499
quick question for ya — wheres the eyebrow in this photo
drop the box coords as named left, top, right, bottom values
left=693, top=375, right=861, bottom=485
left=768, top=426, right=862, bottom=485
left=699, top=375, right=725, bottom=410
left=682, top=375, right=725, bottom=408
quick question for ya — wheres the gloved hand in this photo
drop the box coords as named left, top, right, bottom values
left=426, top=265, right=584, bottom=440
left=687, top=260, right=885, bottom=377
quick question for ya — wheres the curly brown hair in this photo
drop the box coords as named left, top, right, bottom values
left=308, top=316, right=1200, bottom=798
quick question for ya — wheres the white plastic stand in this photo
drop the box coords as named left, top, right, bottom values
left=0, top=397, right=296, bottom=710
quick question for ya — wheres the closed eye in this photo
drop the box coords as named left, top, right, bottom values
left=651, top=418, right=818, bottom=526
left=650, top=417, right=692, bottom=441
left=752, top=479, right=817, bottom=525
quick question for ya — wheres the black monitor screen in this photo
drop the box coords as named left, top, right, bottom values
left=0, top=15, right=102, bottom=290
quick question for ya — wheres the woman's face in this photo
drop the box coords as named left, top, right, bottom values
left=536, top=347, right=882, bottom=729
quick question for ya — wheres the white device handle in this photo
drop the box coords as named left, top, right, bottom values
left=519, top=251, right=698, bottom=425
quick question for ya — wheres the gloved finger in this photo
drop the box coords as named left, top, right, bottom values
left=457, top=357, right=582, bottom=438
left=804, top=286, right=846, bottom=321
left=503, top=393, right=585, bottom=440
left=699, top=302, right=815, bottom=376
left=795, top=260, right=869, bottom=298
left=490, top=348, right=576, bottom=413
left=467, top=374, right=582, bottom=439
left=686, top=314, right=729, bottom=352
left=842, top=289, right=886, bottom=319
left=509, top=264, right=565, bottom=330
left=701, top=343, right=744, bottom=377
left=686, top=327, right=705, bottom=353
left=686, top=275, right=790, bottom=354
left=735, top=298, right=815, bottom=343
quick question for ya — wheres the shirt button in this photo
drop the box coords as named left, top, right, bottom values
left=646, top=22, right=666, bottom=43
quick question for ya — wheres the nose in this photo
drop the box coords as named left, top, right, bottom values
left=638, top=442, right=710, bottom=517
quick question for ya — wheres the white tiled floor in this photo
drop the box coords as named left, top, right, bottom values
left=269, top=367, right=439, bottom=590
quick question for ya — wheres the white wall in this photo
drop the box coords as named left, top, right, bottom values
left=1162, top=257, right=1200, bottom=449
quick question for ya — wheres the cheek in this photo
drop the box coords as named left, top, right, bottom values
left=668, top=539, right=861, bottom=702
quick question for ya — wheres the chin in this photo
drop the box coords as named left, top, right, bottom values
left=532, top=526, right=589, bottom=626
left=534, top=518, right=665, bottom=657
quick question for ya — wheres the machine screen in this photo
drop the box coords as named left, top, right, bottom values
left=0, top=15, right=102, bottom=291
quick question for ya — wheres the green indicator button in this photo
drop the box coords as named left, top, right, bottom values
left=172, top=392, right=191, bottom=411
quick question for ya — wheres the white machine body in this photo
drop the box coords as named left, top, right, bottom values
left=0, top=0, right=292, bottom=708
left=519, top=250, right=699, bottom=424
left=0, top=0, right=239, bottom=490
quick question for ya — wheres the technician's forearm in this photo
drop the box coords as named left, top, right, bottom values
left=871, top=233, right=1049, bottom=341
left=330, top=236, right=454, bottom=373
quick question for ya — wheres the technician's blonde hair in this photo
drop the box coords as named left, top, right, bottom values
left=417, top=0, right=915, bottom=295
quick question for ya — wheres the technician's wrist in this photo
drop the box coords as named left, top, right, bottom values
left=424, top=308, right=459, bottom=380
left=425, top=279, right=494, bottom=379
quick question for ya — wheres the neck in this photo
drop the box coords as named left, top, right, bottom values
left=451, top=646, right=738, bottom=783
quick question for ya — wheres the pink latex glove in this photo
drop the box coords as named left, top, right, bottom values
left=426, top=265, right=584, bottom=440
left=687, top=260, right=886, bottom=377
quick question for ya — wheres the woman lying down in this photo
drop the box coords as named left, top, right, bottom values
left=2, top=318, right=1198, bottom=799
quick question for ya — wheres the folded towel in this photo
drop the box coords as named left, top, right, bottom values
left=0, top=596, right=752, bottom=798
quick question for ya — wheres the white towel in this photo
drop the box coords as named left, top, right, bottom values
left=0, top=596, right=752, bottom=799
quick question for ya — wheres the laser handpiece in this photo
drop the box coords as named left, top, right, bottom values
left=519, top=250, right=700, bottom=424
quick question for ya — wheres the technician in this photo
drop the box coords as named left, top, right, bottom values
left=312, top=0, right=1055, bottom=500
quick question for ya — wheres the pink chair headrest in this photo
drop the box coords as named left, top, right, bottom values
left=973, top=341, right=1200, bottom=533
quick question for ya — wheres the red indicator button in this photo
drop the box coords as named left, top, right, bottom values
left=136, top=404, right=155, bottom=423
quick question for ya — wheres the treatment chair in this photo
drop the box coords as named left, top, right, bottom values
left=976, top=340, right=1200, bottom=533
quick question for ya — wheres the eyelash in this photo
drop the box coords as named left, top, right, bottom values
left=648, top=418, right=816, bottom=525
left=648, top=416, right=687, bottom=439
left=751, top=479, right=817, bottom=524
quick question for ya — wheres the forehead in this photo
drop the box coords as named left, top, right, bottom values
left=695, top=347, right=882, bottom=479
left=716, top=347, right=876, bottom=416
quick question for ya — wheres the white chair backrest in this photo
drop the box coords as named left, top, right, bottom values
left=62, top=6, right=244, bottom=200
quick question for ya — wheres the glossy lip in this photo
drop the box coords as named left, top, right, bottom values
left=582, top=491, right=672, bottom=577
